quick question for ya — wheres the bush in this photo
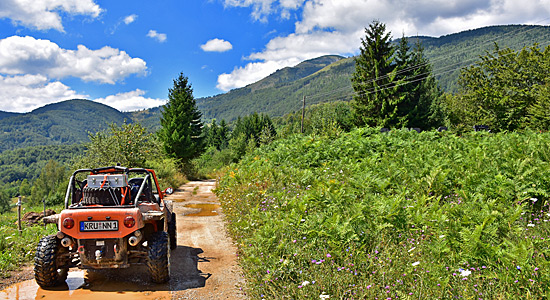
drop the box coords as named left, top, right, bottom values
left=192, top=147, right=233, bottom=178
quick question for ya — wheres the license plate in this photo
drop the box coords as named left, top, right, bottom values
left=80, top=221, right=119, bottom=231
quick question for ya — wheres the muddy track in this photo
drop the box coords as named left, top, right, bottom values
left=0, top=180, right=246, bottom=300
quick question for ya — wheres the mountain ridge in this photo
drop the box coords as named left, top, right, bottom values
left=0, top=99, right=129, bottom=152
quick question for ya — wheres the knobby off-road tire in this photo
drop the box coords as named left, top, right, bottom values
left=34, top=235, right=68, bottom=288
left=168, top=212, right=177, bottom=250
left=147, top=231, right=170, bottom=283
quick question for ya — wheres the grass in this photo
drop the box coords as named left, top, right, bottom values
left=0, top=202, right=59, bottom=278
left=215, top=127, right=550, bottom=299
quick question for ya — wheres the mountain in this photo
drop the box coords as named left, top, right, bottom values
left=0, top=99, right=129, bottom=152
left=196, top=55, right=351, bottom=122
left=196, top=25, right=550, bottom=122
left=413, top=25, right=550, bottom=92
left=0, top=111, right=21, bottom=120
left=126, top=106, right=164, bottom=132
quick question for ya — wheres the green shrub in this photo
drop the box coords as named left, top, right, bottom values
left=0, top=204, right=59, bottom=276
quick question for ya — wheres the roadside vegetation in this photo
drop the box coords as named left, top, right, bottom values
left=0, top=205, right=59, bottom=276
left=216, top=128, right=550, bottom=298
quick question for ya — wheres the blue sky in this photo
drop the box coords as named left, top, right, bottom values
left=1, top=0, right=549, bottom=112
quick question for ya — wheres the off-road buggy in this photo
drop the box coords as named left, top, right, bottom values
left=34, top=166, right=176, bottom=288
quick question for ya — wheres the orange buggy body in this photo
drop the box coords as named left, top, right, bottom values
left=34, top=166, right=176, bottom=288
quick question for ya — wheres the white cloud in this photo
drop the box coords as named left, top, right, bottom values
left=224, top=0, right=304, bottom=21
left=94, top=89, right=166, bottom=112
left=201, top=39, right=233, bottom=52
left=0, top=0, right=102, bottom=31
left=124, top=14, right=138, bottom=25
left=217, top=30, right=358, bottom=91
left=0, top=74, right=87, bottom=112
left=217, top=0, right=550, bottom=91
left=147, top=30, right=167, bottom=43
left=217, top=59, right=296, bottom=91
left=0, top=35, right=147, bottom=84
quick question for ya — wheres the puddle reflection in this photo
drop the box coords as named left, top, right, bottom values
left=183, top=204, right=220, bottom=217
left=1, top=269, right=171, bottom=300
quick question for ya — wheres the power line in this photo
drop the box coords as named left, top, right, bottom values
left=297, top=23, right=550, bottom=104
left=355, top=20, right=550, bottom=88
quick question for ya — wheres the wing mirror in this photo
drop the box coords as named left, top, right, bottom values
left=163, top=187, right=174, bottom=195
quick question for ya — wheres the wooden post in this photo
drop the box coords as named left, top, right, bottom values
left=43, top=197, right=47, bottom=228
left=301, top=95, right=306, bottom=133
left=17, top=195, right=22, bottom=235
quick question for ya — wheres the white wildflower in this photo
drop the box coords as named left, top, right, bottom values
left=459, top=269, right=471, bottom=277
left=408, top=247, right=416, bottom=252
left=412, top=261, right=420, bottom=266
left=439, top=235, right=445, bottom=238
left=320, top=293, right=330, bottom=299
left=302, top=281, right=310, bottom=286
left=527, top=223, right=535, bottom=227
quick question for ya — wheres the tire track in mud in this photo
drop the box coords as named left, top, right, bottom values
left=168, top=179, right=246, bottom=300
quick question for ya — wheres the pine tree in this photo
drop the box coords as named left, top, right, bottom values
left=206, top=119, right=220, bottom=149
left=392, top=36, right=444, bottom=130
left=158, top=73, right=204, bottom=167
left=206, top=119, right=230, bottom=150
left=407, top=40, right=444, bottom=129
left=394, top=34, right=415, bottom=128
left=218, top=119, right=229, bottom=149
left=351, top=20, right=400, bottom=127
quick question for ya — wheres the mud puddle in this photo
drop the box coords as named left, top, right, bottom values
left=183, top=204, right=220, bottom=217
left=0, top=269, right=171, bottom=300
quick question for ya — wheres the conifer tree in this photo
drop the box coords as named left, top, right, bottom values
left=158, top=73, right=204, bottom=167
left=206, top=119, right=230, bottom=150
left=351, top=20, right=400, bottom=127
left=393, top=34, right=415, bottom=128
left=404, top=40, right=444, bottom=129
left=392, top=36, right=444, bottom=130
left=218, top=119, right=229, bottom=149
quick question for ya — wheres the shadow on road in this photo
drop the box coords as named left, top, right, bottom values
left=51, top=245, right=212, bottom=294
left=169, top=245, right=212, bottom=291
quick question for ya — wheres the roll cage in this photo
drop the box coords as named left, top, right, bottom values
left=64, top=166, right=165, bottom=209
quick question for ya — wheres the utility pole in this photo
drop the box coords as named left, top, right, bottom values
left=301, top=95, right=306, bottom=133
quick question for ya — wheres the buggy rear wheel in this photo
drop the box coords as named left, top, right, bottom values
left=147, top=231, right=170, bottom=283
left=168, top=212, right=177, bottom=250
left=34, top=235, right=69, bottom=288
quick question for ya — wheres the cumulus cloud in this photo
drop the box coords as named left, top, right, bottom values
left=201, top=39, right=233, bottom=52
left=217, top=0, right=550, bottom=91
left=124, top=14, right=138, bottom=25
left=0, top=0, right=102, bottom=31
left=217, top=59, right=295, bottom=91
left=147, top=30, right=167, bottom=43
left=223, top=0, right=304, bottom=21
left=0, top=74, right=87, bottom=112
left=94, top=89, right=166, bottom=112
left=0, top=35, right=147, bottom=84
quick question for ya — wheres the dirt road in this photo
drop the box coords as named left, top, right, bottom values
left=0, top=180, right=246, bottom=300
